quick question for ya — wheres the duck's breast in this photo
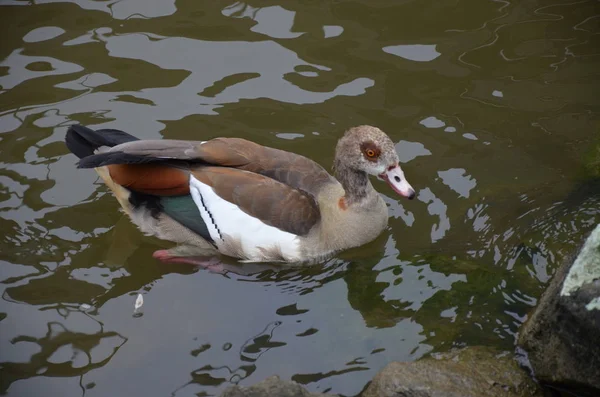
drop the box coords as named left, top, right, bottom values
left=303, top=184, right=388, bottom=254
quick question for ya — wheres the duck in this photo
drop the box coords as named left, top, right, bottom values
left=65, top=124, right=415, bottom=265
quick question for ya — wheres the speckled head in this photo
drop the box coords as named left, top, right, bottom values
left=335, top=125, right=415, bottom=199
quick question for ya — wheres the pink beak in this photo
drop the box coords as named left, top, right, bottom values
left=379, top=165, right=415, bottom=199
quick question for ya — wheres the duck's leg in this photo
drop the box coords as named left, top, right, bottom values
left=152, top=245, right=227, bottom=272
left=153, top=245, right=287, bottom=276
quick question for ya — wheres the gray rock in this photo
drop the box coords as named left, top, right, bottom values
left=362, top=346, right=541, bottom=397
left=518, top=224, right=600, bottom=396
left=219, top=375, right=337, bottom=397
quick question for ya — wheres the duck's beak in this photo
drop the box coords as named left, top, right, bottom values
left=379, top=165, right=415, bottom=200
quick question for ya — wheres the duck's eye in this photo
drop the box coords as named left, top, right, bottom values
left=360, top=141, right=380, bottom=161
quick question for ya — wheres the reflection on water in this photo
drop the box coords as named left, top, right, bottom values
left=383, top=44, right=441, bottom=62
left=223, top=3, right=305, bottom=39
left=1, top=0, right=599, bottom=395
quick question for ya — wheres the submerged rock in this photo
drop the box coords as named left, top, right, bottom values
left=362, top=346, right=541, bottom=397
left=219, top=375, right=337, bottom=397
left=518, top=224, right=600, bottom=396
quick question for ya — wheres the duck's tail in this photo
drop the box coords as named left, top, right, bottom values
left=65, top=124, right=215, bottom=248
left=65, top=124, right=141, bottom=215
left=65, top=125, right=139, bottom=159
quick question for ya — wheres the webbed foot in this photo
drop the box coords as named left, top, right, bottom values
left=152, top=248, right=226, bottom=273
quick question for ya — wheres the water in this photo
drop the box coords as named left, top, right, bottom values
left=1, top=0, right=599, bottom=395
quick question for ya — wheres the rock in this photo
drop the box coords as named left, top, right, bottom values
left=362, top=346, right=541, bottom=397
left=518, top=224, right=600, bottom=396
left=219, top=375, right=337, bottom=397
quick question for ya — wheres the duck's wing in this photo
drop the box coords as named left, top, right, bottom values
left=190, top=166, right=320, bottom=238
left=78, top=137, right=335, bottom=197
left=193, top=138, right=335, bottom=196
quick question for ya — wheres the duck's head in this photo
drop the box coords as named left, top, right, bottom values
left=335, top=125, right=416, bottom=200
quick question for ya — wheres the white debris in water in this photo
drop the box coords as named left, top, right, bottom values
left=276, top=132, right=304, bottom=140
left=492, top=90, right=504, bottom=98
left=586, top=297, right=600, bottom=311
left=561, top=224, right=600, bottom=301
left=134, top=294, right=144, bottom=312
left=79, top=303, right=92, bottom=311
left=462, top=133, right=478, bottom=140
left=444, top=126, right=456, bottom=132
left=419, top=116, right=445, bottom=129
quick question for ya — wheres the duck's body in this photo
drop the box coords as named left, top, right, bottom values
left=66, top=125, right=414, bottom=264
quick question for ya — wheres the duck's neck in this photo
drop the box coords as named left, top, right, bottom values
left=334, top=161, right=374, bottom=205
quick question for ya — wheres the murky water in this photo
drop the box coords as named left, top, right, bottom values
left=1, top=0, right=599, bottom=395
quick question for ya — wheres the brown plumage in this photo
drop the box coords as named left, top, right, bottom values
left=188, top=137, right=334, bottom=197
left=108, top=164, right=190, bottom=196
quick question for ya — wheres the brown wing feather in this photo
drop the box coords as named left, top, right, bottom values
left=195, top=138, right=334, bottom=197
left=111, top=137, right=334, bottom=198
left=192, top=167, right=320, bottom=236
left=113, top=139, right=204, bottom=160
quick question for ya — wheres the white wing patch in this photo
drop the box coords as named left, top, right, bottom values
left=189, top=175, right=301, bottom=262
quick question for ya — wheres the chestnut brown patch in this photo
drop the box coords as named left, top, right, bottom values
left=338, top=197, right=347, bottom=210
left=360, top=140, right=381, bottom=162
left=108, top=164, right=189, bottom=196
